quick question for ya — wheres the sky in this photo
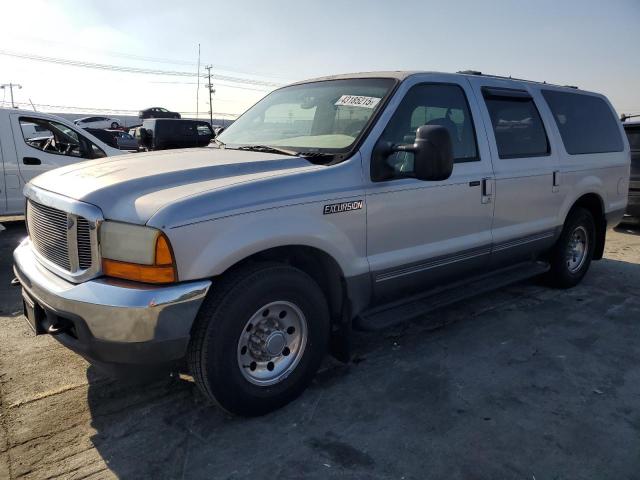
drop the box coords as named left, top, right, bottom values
left=0, top=0, right=638, bottom=120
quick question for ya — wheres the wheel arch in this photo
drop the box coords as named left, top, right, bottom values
left=224, top=245, right=347, bottom=319
left=213, top=244, right=358, bottom=362
left=566, top=192, right=606, bottom=260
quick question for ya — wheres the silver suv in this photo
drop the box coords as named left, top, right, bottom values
left=13, top=71, right=630, bottom=416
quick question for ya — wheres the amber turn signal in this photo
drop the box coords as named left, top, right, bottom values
left=102, top=233, right=177, bottom=284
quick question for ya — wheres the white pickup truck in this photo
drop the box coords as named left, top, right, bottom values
left=0, top=108, right=122, bottom=216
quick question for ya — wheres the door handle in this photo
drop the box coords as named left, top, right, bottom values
left=552, top=170, right=560, bottom=192
left=481, top=178, right=493, bottom=204
left=23, top=157, right=41, bottom=165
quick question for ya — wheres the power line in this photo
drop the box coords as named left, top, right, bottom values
left=150, top=80, right=273, bottom=92
left=13, top=37, right=290, bottom=79
left=0, top=49, right=283, bottom=88
left=10, top=100, right=239, bottom=118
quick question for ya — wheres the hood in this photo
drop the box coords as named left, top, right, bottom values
left=30, top=147, right=323, bottom=224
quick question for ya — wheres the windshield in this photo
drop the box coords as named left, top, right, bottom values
left=218, top=78, right=395, bottom=153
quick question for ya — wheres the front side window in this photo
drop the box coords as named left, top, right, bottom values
left=218, top=78, right=395, bottom=155
left=19, top=117, right=106, bottom=159
left=542, top=90, right=623, bottom=155
left=483, top=90, right=549, bottom=159
left=375, top=83, right=478, bottom=179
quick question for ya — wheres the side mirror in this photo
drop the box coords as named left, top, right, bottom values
left=393, top=125, right=454, bottom=181
left=214, top=127, right=225, bottom=137
left=372, top=125, right=455, bottom=181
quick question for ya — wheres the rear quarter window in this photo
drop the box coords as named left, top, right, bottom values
left=542, top=90, right=623, bottom=155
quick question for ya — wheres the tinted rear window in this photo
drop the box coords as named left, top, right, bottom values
left=542, top=90, right=623, bottom=155
left=483, top=93, right=549, bottom=159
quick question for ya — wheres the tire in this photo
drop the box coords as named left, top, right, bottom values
left=188, top=263, right=330, bottom=416
left=545, top=207, right=596, bottom=288
left=110, top=122, right=119, bottom=129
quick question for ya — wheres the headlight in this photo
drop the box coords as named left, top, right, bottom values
left=99, top=221, right=177, bottom=284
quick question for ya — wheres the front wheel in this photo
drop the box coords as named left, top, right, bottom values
left=188, top=263, right=330, bottom=416
left=545, top=207, right=596, bottom=288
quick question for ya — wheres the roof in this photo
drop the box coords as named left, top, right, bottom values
left=290, top=70, right=583, bottom=92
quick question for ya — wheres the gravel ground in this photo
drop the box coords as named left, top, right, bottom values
left=1, top=220, right=639, bottom=479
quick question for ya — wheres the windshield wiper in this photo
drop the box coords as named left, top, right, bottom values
left=235, top=145, right=299, bottom=156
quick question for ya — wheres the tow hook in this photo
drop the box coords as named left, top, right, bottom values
left=10, top=277, right=20, bottom=287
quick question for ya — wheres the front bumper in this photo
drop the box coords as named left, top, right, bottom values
left=13, top=238, right=211, bottom=374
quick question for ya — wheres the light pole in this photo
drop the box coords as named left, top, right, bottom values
left=0, top=83, right=22, bottom=108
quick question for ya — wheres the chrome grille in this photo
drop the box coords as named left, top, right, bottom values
left=27, top=200, right=71, bottom=270
left=26, top=199, right=99, bottom=278
left=77, top=217, right=92, bottom=270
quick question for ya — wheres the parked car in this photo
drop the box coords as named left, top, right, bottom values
left=84, top=128, right=119, bottom=149
left=0, top=108, right=123, bottom=216
left=139, top=107, right=181, bottom=119
left=137, top=118, right=213, bottom=150
left=623, top=121, right=640, bottom=217
left=74, top=116, right=122, bottom=129
left=13, top=71, right=629, bottom=416
left=85, top=128, right=139, bottom=151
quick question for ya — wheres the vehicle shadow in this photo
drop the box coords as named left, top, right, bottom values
left=615, top=219, right=640, bottom=236
left=84, top=257, right=640, bottom=479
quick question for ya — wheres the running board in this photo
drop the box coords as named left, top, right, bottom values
left=355, top=261, right=550, bottom=332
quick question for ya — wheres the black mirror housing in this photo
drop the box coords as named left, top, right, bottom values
left=400, top=125, right=454, bottom=181
left=372, top=125, right=454, bottom=182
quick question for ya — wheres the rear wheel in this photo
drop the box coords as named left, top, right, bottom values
left=545, top=207, right=596, bottom=288
left=188, top=263, right=330, bottom=416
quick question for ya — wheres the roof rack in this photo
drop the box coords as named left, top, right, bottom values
left=456, top=70, right=578, bottom=90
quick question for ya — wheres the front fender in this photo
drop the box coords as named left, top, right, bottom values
left=167, top=198, right=368, bottom=281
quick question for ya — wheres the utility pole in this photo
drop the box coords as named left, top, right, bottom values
left=1, top=83, right=22, bottom=108
left=196, top=43, right=201, bottom=119
left=204, top=65, right=215, bottom=126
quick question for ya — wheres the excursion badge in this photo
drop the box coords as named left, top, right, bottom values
left=323, top=200, right=363, bottom=215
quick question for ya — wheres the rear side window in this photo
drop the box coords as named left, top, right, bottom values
left=483, top=88, right=549, bottom=159
left=542, top=90, right=623, bottom=155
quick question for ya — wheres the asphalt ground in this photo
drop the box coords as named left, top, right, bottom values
left=1, top=220, right=639, bottom=479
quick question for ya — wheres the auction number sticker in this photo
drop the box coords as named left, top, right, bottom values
left=335, top=95, right=381, bottom=109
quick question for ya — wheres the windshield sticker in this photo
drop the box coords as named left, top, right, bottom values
left=334, top=95, right=381, bottom=109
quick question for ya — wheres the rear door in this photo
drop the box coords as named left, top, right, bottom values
left=9, top=114, right=109, bottom=185
left=469, top=77, right=561, bottom=267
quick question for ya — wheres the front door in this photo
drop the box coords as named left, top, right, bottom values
left=9, top=114, right=106, bottom=187
left=365, top=75, right=495, bottom=302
